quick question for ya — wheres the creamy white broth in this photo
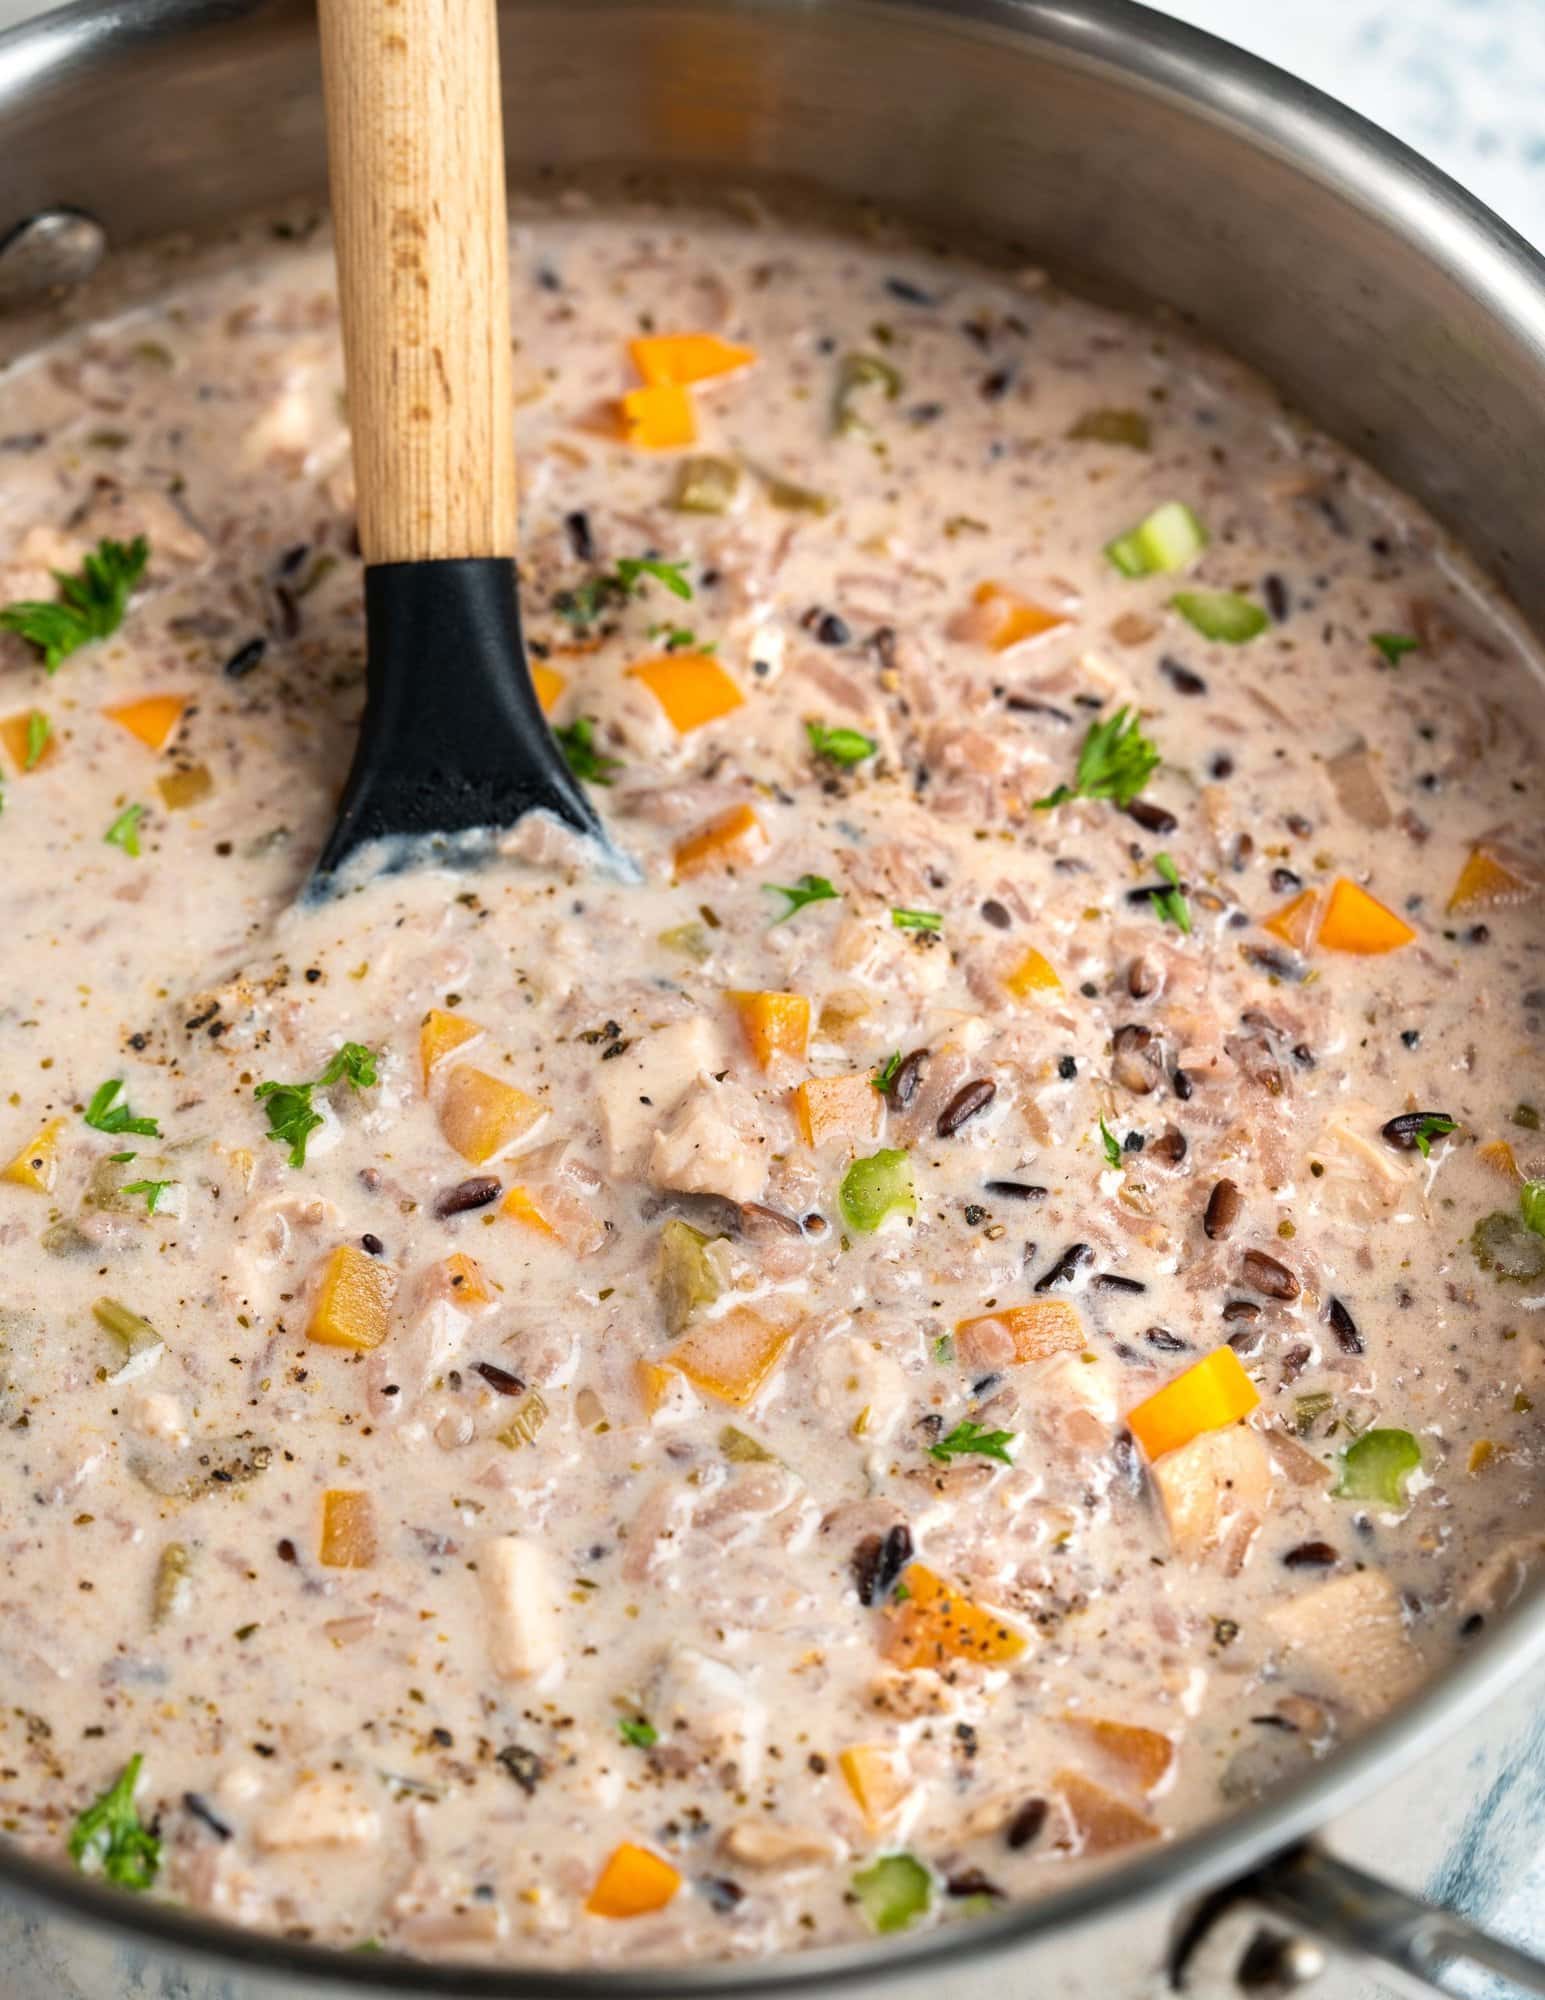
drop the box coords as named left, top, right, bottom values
left=0, top=199, right=1542, bottom=1965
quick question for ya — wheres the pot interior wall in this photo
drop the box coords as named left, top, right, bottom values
left=1, top=0, right=1544, bottom=625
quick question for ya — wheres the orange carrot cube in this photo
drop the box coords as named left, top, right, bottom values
left=531, top=664, right=566, bottom=716
left=1004, top=946, right=1061, bottom=997
left=319, top=1488, right=376, bottom=1568
left=418, top=1008, right=484, bottom=1086
left=436, top=1067, right=546, bottom=1165
left=1061, top=1717, right=1175, bottom=1794
left=1262, top=888, right=1320, bottom=951
left=620, top=383, right=696, bottom=451
left=791, top=1072, right=885, bottom=1148
left=0, top=711, right=56, bottom=772
left=954, top=1299, right=1085, bottom=1368
left=880, top=1563, right=1029, bottom=1670
left=586, top=1841, right=682, bottom=1918
left=663, top=1307, right=794, bottom=1408
left=1446, top=843, right=1536, bottom=914
left=307, top=1244, right=395, bottom=1351
left=728, top=990, right=810, bottom=1068
left=672, top=802, right=768, bottom=881
left=629, top=652, right=744, bottom=733
left=103, top=694, right=186, bottom=753
left=1125, top=1346, right=1259, bottom=1461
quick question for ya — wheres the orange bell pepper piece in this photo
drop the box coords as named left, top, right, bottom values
left=530, top=663, right=565, bottom=716
left=629, top=333, right=756, bottom=387
left=418, top=1007, right=484, bottom=1087
left=586, top=1841, right=682, bottom=1918
left=436, top=1067, right=546, bottom=1165
left=1125, top=1345, right=1259, bottom=1461
left=1262, top=887, right=1319, bottom=951
left=672, top=802, right=769, bottom=881
left=628, top=651, right=744, bottom=733
left=728, top=989, right=810, bottom=1068
left=318, top=1488, right=376, bottom=1568
left=621, top=383, right=696, bottom=451
left=880, top=1563, right=1029, bottom=1670
left=103, top=694, right=186, bottom=753
left=1004, top=946, right=1061, bottom=997
left=308, top=1243, right=395, bottom=1351
left=954, top=1299, right=1085, bottom=1366
left=1316, top=877, right=1415, bottom=954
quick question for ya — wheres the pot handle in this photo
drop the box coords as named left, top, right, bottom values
left=1235, top=1844, right=1545, bottom=1999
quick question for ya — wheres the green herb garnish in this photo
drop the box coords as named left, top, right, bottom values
left=891, top=907, right=942, bottom=933
left=1036, top=705, right=1160, bottom=811
left=24, top=710, right=50, bottom=769
left=67, top=1754, right=161, bottom=1891
left=613, top=555, right=692, bottom=600
left=928, top=1418, right=1016, bottom=1465
left=806, top=719, right=877, bottom=767
left=852, top=1852, right=932, bottom=1934
left=121, top=1179, right=173, bottom=1215
left=84, top=1079, right=160, bottom=1139
left=1, top=535, right=148, bottom=673
left=1099, top=1117, right=1123, bottom=1169
left=838, top=1148, right=916, bottom=1233
left=1170, top=589, right=1269, bottom=644
left=873, top=1050, right=903, bottom=1094
left=254, top=1040, right=378, bottom=1169
left=104, top=803, right=145, bottom=857
left=1151, top=851, right=1192, bottom=934
left=617, top=1715, right=658, bottom=1749
left=1371, top=632, right=1420, bottom=666
left=764, top=873, right=840, bottom=924
left=554, top=716, right=623, bottom=786
left=1411, top=1113, right=1457, bottom=1159
left=1334, top=1427, right=1421, bottom=1507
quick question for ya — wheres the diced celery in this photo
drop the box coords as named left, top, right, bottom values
left=1334, top=1427, right=1420, bottom=1507
left=1068, top=407, right=1151, bottom=450
left=1105, top=532, right=1150, bottom=579
left=92, top=1296, right=162, bottom=1358
left=851, top=1852, right=932, bottom=1933
left=656, top=1218, right=723, bottom=1335
left=838, top=1148, right=916, bottom=1233
left=1106, top=501, right=1207, bottom=577
left=1171, top=589, right=1269, bottom=643
left=672, top=455, right=741, bottom=515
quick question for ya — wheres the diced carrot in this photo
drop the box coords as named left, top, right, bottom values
left=1446, top=843, right=1536, bottom=915
left=663, top=1307, right=794, bottom=1408
left=1, top=1118, right=64, bottom=1193
left=436, top=1067, right=546, bottom=1165
left=1262, top=887, right=1319, bottom=951
left=502, top=1183, right=561, bottom=1241
left=728, top=990, right=810, bottom=1068
left=1316, top=877, right=1415, bottom=954
left=1055, top=1770, right=1160, bottom=1855
left=1004, top=946, right=1061, bottom=998
left=672, top=802, right=769, bottom=881
left=586, top=1841, right=682, bottom=1918
left=1477, top=1139, right=1523, bottom=1183
left=954, top=1299, right=1085, bottom=1367
left=442, top=1250, right=495, bottom=1307
left=629, top=651, right=744, bottom=733
left=103, top=694, right=186, bottom=753
left=791, top=1072, right=884, bottom=1147
left=880, top=1562, right=1029, bottom=1670
left=629, top=333, right=757, bottom=387
left=531, top=663, right=566, bottom=716
left=318, top=1488, right=376, bottom=1568
left=961, top=580, right=1070, bottom=652
left=0, top=711, right=56, bottom=772
left=307, top=1243, right=395, bottom=1351
left=636, top=1358, right=677, bottom=1415
left=838, top=1744, right=911, bottom=1831
left=419, top=1007, right=484, bottom=1086
left=1061, top=1717, right=1175, bottom=1795
left=1126, top=1346, right=1259, bottom=1461
left=621, top=383, right=696, bottom=451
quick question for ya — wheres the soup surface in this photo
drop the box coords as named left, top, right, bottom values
left=0, top=199, right=1542, bottom=1966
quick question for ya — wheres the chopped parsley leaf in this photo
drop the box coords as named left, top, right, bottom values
left=617, top=1715, right=658, bottom=1749
left=24, top=710, right=50, bottom=769
left=83, top=1079, right=160, bottom=1139
left=255, top=1041, right=378, bottom=1168
left=1371, top=631, right=1420, bottom=666
left=873, top=1050, right=903, bottom=1094
left=891, top=907, right=942, bottom=933
left=1036, top=705, right=1160, bottom=810
left=0, top=535, right=148, bottom=674
left=928, top=1418, right=1016, bottom=1465
left=1099, top=1116, right=1123, bottom=1169
left=554, top=716, right=623, bottom=786
left=104, top=802, right=145, bottom=857
left=649, top=623, right=712, bottom=652
left=764, top=873, right=839, bottom=923
left=1152, top=850, right=1192, bottom=934
left=806, top=719, right=877, bottom=767
left=121, top=1178, right=173, bottom=1214
left=68, top=1754, right=161, bottom=1891
left=1412, top=1113, right=1457, bottom=1159
left=613, top=555, right=692, bottom=601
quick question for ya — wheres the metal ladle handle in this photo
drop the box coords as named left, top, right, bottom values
left=1244, top=1845, right=1545, bottom=2000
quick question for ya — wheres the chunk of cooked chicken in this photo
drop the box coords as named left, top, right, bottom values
left=1150, top=1424, right=1274, bottom=1566
left=649, top=1075, right=768, bottom=1204
left=1266, top=1568, right=1423, bottom=1717
left=479, top=1535, right=563, bottom=1683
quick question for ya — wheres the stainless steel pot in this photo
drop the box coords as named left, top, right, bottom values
left=0, top=3, right=1542, bottom=1996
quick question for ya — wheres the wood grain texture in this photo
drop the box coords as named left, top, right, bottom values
left=318, top=0, right=516, bottom=563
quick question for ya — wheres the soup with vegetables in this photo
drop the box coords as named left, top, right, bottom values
left=0, top=196, right=1541, bottom=1968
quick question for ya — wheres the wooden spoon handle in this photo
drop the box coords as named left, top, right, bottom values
left=319, top=0, right=516, bottom=564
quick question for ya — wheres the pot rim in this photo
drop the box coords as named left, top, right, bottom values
left=1, top=0, right=1543, bottom=1989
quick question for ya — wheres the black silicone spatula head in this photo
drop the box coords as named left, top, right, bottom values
left=312, top=0, right=608, bottom=889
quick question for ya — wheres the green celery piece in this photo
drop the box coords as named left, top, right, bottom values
left=1520, top=1180, right=1545, bottom=1237
left=1171, top=589, right=1269, bottom=643
left=852, top=1853, right=932, bottom=1934
left=1105, top=532, right=1149, bottom=579
left=1106, top=501, right=1206, bottom=577
left=839, top=1148, right=916, bottom=1233
left=1334, top=1427, right=1421, bottom=1507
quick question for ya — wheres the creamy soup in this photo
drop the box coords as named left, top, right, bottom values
left=0, top=197, right=1541, bottom=1967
